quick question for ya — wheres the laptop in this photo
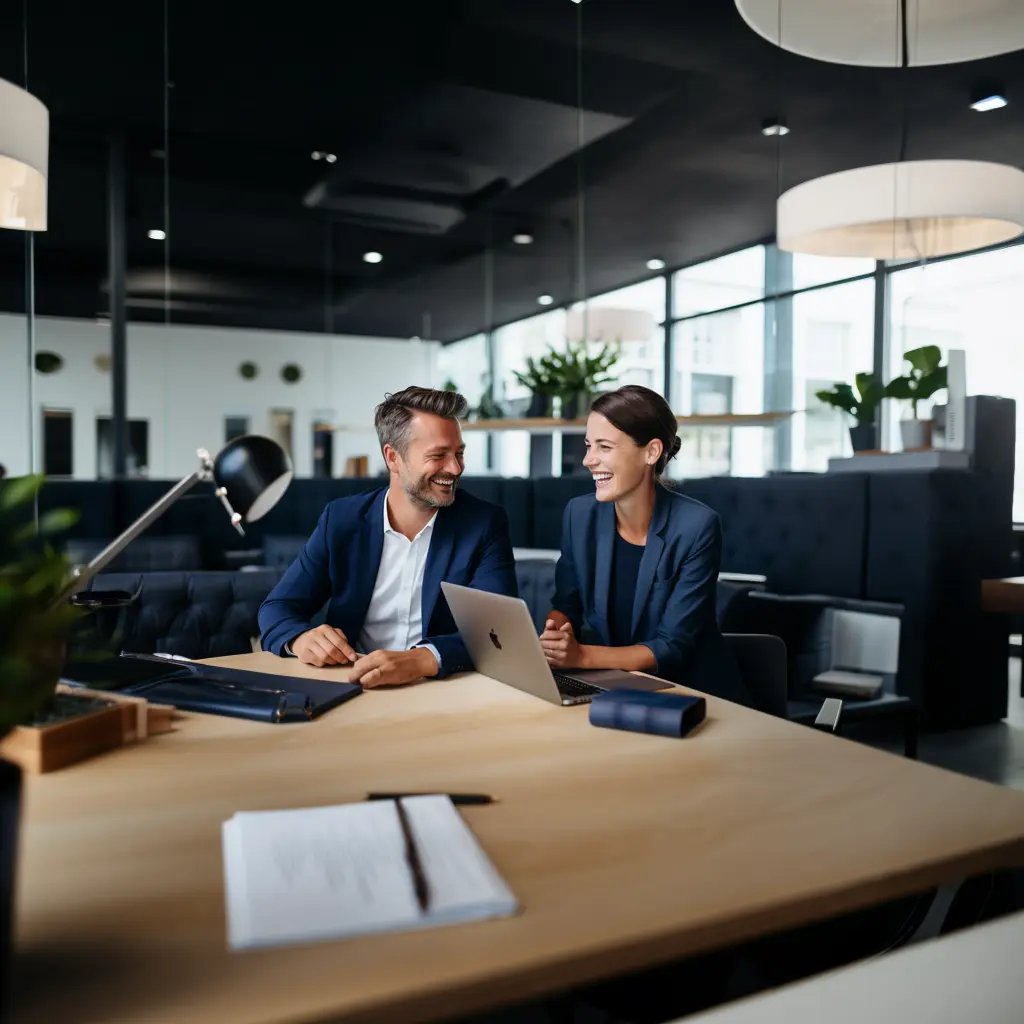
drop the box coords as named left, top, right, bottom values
left=441, top=582, right=672, bottom=706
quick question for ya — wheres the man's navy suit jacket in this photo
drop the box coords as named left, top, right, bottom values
left=258, top=487, right=517, bottom=676
left=552, top=486, right=750, bottom=705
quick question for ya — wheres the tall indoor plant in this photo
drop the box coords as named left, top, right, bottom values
left=815, top=372, right=884, bottom=452
left=512, top=354, right=560, bottom=417
left=884, top=345, right=948, bottom=450
left=0, top=475, right=79, bottom=1016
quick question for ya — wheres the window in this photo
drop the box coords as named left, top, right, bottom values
left=96, top=417, right=149, bottom=479
left=888, top=245, right=1024, bottom=518
left=670, top=303, right=768, bottom=479
left=791, top=279, right=876, bottom=470
left=225, top=416, right=250, bottom=443
left=43, top=409, right=73, bottom=477
left=672, top=245, right=765, bottom=318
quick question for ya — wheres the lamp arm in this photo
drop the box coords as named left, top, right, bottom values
left=54, top=467, right=207, bottom=607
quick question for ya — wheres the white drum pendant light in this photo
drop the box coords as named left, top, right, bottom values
left=566, top=307, right=655, bottom=344
left=0, top=77, right=48, bottom=230
left=777, top=160, right=1024, bottom=259
left=735, top=0, right=1024, bottom=67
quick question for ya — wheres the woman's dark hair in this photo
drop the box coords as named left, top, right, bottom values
left=590, top=385, right=681, bottom=478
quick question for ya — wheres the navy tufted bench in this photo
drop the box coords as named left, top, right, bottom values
left=83, top=570, right=283, bottom=660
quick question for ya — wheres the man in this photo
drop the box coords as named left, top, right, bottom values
left=258, top=385, right=517, bottom=687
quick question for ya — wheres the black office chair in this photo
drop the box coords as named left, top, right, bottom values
left=724, top=633, right=842, bottom=732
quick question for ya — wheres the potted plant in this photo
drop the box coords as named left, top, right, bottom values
left=527, top=341, right=620, bottom=420
left=884, top=345, right=948, bottom=450
left=814, top=372, right=884, bottom=452
left=512, top=355, right=559, bottom=418
left=0, top=475, right=79, bottom=1012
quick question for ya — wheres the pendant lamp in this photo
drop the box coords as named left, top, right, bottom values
left=0, top=77, right=48, bottom=231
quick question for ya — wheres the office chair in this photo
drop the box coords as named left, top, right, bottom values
left=723, top=633, right=842, bottom=731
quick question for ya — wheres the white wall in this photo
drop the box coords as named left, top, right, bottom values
left=0, top=314, right=439, bottom=478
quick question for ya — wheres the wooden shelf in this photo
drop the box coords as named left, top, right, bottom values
left=461, top=412, right=794, bottom=433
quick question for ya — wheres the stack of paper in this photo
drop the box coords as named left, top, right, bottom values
left=222, top=795, right=517, bottom=950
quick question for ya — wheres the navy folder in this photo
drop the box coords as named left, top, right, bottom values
left=589, top=688, right=706, bottom=738
left=64, top=654, right=362, bottom=724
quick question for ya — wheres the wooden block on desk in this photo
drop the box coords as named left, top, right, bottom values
left=0, top=697, right=126, bottom=773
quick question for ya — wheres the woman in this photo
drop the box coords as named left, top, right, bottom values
left=541, top=384, right=750, bottom=705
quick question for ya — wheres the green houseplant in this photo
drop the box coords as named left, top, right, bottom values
left=884, top=345, right=948, bottom=450
left=1, top=474, right=80, bottom=1009
left=515, top=342, right=620, bottom=420
left=814, top=372, right=884, bottom=452
left=512, top=354, right=561, bottom=417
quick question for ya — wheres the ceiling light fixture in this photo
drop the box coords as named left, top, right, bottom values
left=537, top=294, right=554, bottom=306
left=147, top=228, right=166, bottom=241
left=646, top=258, right=666, bottom=270
left=970, top=90, right=1008, bottom=112
left=512, top=232, right=534, bottom=245
left=777, top=160, right=1024, bottom=259
left=735, top=0, right=1024, bottom=66
left=761, top=119, right=790, bottom=137
left=311, top=151, right=337, bottom=163
left=0, top=77, right=49, bottom=231
left=566, top=306, right=655, bottom=344
left=363, top=251, right=383, bottom=264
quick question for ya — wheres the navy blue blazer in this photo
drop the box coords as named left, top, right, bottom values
left=258, top=487, right=517, bottom=676
left=552, top=487, right=750, bottom=705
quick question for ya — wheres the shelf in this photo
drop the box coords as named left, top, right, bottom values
left=461, top=412, right=794, bottom=433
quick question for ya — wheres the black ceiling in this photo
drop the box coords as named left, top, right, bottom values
left=1, top=0, right=1023, bottom=342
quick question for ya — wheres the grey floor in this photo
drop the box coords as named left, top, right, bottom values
left=870, top=651, right=1024, bottom=789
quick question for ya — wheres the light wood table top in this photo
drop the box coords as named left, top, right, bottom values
left=982, top=576, right=1024, bottom=614
left=14, top=653, right=1024, bottom=1024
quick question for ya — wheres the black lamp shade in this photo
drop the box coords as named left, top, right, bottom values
left=213, top=435, right=293, bottom=523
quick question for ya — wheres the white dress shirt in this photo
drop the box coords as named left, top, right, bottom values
left=358, top=493, right=437, bottom=656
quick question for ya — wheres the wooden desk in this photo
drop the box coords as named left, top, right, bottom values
left=981, top=576, right=1024, bottom=614
left=14, top=654, right=1024, bottom=1024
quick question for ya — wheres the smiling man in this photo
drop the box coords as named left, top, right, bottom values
left=258, top=386, right=517, bottom=687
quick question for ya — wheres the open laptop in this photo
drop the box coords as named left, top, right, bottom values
left=441, top=582, right=672, bottom=706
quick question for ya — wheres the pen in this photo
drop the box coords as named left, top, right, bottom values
left=368, top=792, right=497, bottom=806
left=393, top=798, right=430, bottom=914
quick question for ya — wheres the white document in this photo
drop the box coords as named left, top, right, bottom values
left=222, top=795, right=518, bottom=950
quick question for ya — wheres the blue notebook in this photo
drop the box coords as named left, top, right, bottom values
left=589, top=688, right=706, bottom=738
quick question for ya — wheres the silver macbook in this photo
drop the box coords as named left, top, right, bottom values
left=441, top=582, right=671, bottom=706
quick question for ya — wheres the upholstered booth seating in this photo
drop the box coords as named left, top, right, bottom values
left=66, top=535, right=203, bottom=573
left=83, top=570, right=282, bottom=660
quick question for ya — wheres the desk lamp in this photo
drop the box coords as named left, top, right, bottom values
left=54, top=435, right=292, bottom=606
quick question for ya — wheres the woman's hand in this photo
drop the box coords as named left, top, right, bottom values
left=540, top=618, right=585, bottom=668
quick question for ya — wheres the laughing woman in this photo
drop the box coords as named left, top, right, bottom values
left=541, top=384, right=750, bottom=705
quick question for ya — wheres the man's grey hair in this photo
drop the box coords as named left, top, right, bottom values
left=374, top=385, right=469, bottom=456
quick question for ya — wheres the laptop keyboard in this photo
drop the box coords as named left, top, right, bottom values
left=553, top=673, right=603, bottom=698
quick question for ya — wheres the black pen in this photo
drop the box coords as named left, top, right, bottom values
left=368, top=792, right=496, bottom=806
left=393, top=798, right=430, bottom=914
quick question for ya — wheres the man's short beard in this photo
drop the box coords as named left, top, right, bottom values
left=404, top=475, right=458, bottom=509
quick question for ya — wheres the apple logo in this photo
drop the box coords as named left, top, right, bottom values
left=489, top=629, right=502, bottom=650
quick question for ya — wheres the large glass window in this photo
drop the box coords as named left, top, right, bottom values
left=791, top=279, right=877, bottom=471
left=888, top=246, right=1024, bottom=518
left=570, top=278, right=666, bottom=394
left=669, top=303, right=768, bottom=479
left=672, top=245, right=765, bottom=318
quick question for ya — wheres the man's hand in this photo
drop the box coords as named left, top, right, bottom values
left=539, top=618, right=585, bottom=668
left=291, top=625, right=357, bottom=667
left=349, top=647, right=440, bottom=688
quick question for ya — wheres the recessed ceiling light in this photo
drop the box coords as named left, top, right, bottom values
left=311, top=150, right=338, bottom=162
left=537, top=294, right=554, bottom=306
left=325, top=152, right=337, bottom=163
left=970, top=92, right=1008, bottom=112
left=513, top=232, right=534, bottom=245
left=147, top=229, right=166, bottom=240
left=761, top=119, right=790, bottom=137
left=363, top=251, right=383, bottom=264
left=646, top=257, right=666, bottom=270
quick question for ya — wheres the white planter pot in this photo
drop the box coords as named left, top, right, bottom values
left=900, top=419, right=933, bottom=450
